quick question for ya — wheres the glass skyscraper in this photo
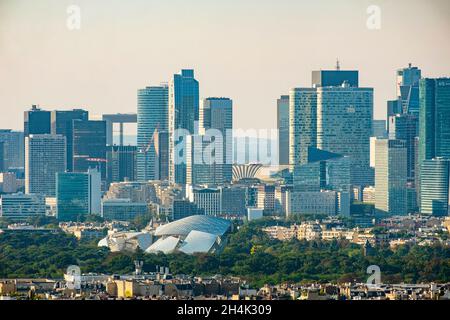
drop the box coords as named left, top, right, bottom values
left=106, top=145, right=137, bottom=185
left=419, top=78, right=450, bottom=163
left=137, top=85, right=169, bottom=181
left=389, top=114, right=419, bottom=183
left=197, top=97, right=233, bottom=184
left=169, top=69, right=199, bottom=184
left=56, top=168, right=101, bottom=221
left=396, top=64, right=421, bottom=115
left=0, top=129, right=24, bottom=170
left=72, top=120, right=107, bottom=179
left=277, top=95, right=290, bottom=166
left=375, top=139, right=408, bottom=216
left=289, top=88, right=317, bottom=168
left=317, top=84, right=373, bottom=186
left=25, top=134, right=66, bottom=197
left=51, top=109, right=89, bottom=172
left=420, top=158, right=450, bottom=216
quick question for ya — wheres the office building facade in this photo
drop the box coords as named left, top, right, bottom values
left=396, top=64, right=421, bottom=115
left=101, top=199, right=148, bottom=221
left=25, top=134, right=66, bottom=197
left=106, top=145, right=137, bottom=185
left=289, top=88, right=317, bottom=168
left=24, top=105, right=51, bottom=137
left=0, top=193, right=46, bottom=221
left=389, top=114, right=419, bottom=183
left=277, top=95, right=290, bottom=165
left=137, top=85, right=169, bottom=181
left=200, top=97, right=233, bottom=183
left=168, top=69, right=200, bottom=184
left=375, top=139, right=408, bottom=216
left=51, top=109, right=89, bottom=171
left=56, top=168, right=101, bottom=221
left=72, top=120, right=107, bottom=179
left=419, top=158, right=450, bottom=216
left=0, top=130, right=24, bottom=170
left=317, top=84, right=373, bottom=186
left=419, top=78, right=450, bottom=163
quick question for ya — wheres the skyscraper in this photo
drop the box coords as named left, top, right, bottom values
left=72, top=120, right=107, bottom=179
left=386, top=64, right=421, bottom=132
left=317, top=83, right=373, bottom=186
left=375, top=139, right=408, bottom=216
left=25, top=134, right=66, bottom=197
left=0, top=141, right=4, bottom=172
left=0, top=130, right=24, bottom=170
left=277, top=95, right=290, bottom=166
left=24, top=105, right=51, bottom=137
left=137, top=85, right=169, bottom=181
left=290, top=68, right=373, bottom=187
left=56, top=168, right=102, bottom=221
left=106, top=145, right=137, bottom=185
left=51, top=109, right=89, bottom=172
left=186, top=134, right=225, bottom=186
left=199, top=97, right=233, bottom=183
left=419, top=78, right=450, bottom=164
left=169, top=69, right=199, bottom=184
left=389, top=114, right=419, bottom=183
left=289, top=88, right=317, bottom=168
left=419, top=158, right=450, bottom=216
left=396, top=64, right=421, bottom=115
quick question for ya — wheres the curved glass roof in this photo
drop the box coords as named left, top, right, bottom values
left=154, top=215, right=231, bottom=237
left=179, top=231, right=219, bottom=254
left=146, top=236, right=180, bottom=254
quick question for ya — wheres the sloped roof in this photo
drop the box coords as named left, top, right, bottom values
left=179, top=230, right=219, bottom=254
left=145, top=236, right=180, bottom=254
left=154, top=215, right=231, bottom=237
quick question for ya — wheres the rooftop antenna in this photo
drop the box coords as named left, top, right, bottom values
left=336, top=59, right=341, bottom=71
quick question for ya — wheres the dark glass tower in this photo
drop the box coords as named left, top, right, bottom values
left=24, top=105, right=51, bottom=136
left=106, top=145, right=137, bottom=185
left=51, top=109, right=89, bottom=171
left=419, top=78, right=450, bottom=163
left=277, top=95, right=290, bottom=165
left=72, top=120, right=107, bottom=179
left=312, top=70, right=359, bottom=88
left=389, top=114, right=419, bottom=183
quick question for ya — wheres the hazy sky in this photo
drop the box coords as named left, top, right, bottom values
left=0, top=0, right=449, bottom=132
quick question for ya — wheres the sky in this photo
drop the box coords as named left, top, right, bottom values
left=0, top=0, right=449, bottom=133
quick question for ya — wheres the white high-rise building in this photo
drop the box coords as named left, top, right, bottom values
left=25, top=134, right=66, bottom=197
left=375, top=139, right=408, bottom=215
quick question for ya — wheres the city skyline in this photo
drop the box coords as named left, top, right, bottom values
left=1, top=0, right=450, bottom=132
left=0, top=0, right=450, bottom=306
